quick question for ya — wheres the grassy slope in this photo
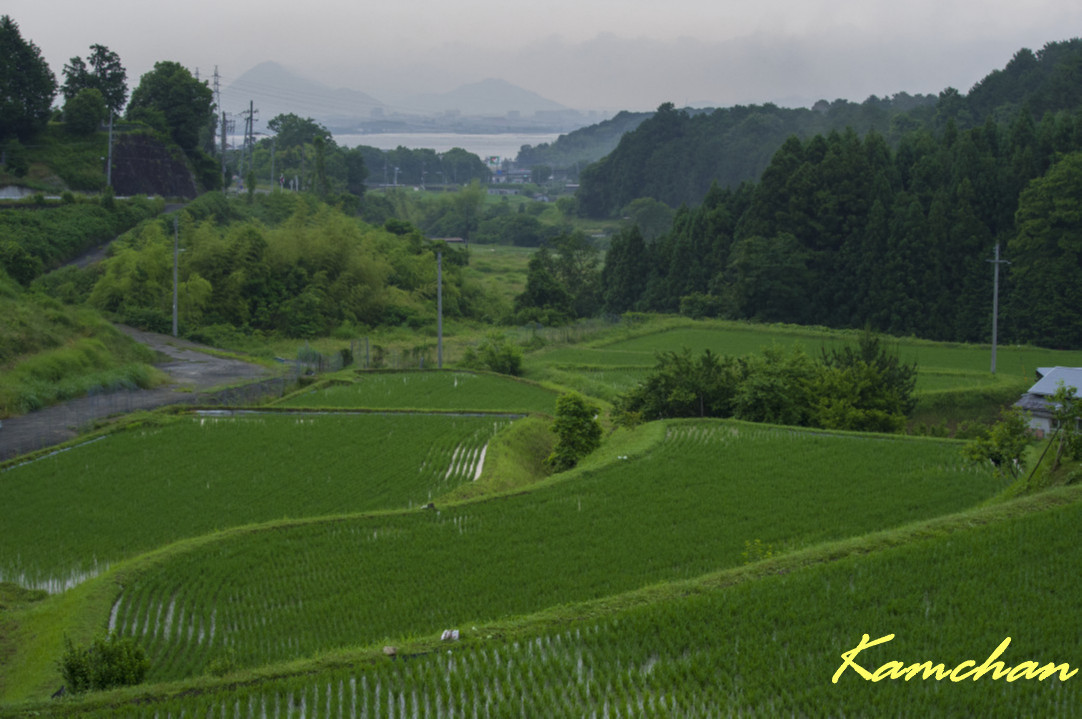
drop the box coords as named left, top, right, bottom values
left=0, top=275, right=166, bottom=418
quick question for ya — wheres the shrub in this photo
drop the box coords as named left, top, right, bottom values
left=464, top=332, right=523, bottom=376
left=59, top=633, right=149, bottom=693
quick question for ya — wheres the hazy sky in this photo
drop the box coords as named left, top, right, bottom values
left=8, top=0, right=1082, bottom=112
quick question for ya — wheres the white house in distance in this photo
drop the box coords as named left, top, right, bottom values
left=1014, top=367, right=1082, bottom=437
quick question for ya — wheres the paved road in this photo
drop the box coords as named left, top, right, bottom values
left=0, top=327, right=279, bottom=461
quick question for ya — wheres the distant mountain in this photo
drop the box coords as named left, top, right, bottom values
left=400, top=78, right=569, bottom=117
left=221, top=62, right=385, bottom=131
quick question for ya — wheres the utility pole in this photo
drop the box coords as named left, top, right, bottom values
left=239, top=101, right=257, bottom=184
left=106, top=113, right=113, bottom=188
left=437, top=251, right=443, bottom=369
left=270, top=136, right=276, bottom=190
left=172, top=217, right=180, bottom=338
left=214, top=67, right=226, bottom=189
left=220, top=111, right=227, bottom=189
left=988, top=242, right=1010, bottom=374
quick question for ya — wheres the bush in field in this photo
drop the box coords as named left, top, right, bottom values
left=547, top=392, right=602, bottom=471
left=59, top=633, right=148, bottom=693
left=962, top=407, right=1033, bottom=479
left=616, top=332, right=917, bottom=432
left=465, top=332, right=523, bottom=376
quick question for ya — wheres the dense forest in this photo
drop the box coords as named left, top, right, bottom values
left=575, top=94, right=936, bottom=217
left=576, top=40, right=1082, bottom=218
left=542, top=39, right=1082, bottom=349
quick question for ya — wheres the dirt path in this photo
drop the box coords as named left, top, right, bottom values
left=0, top=327, right=280, bottom=461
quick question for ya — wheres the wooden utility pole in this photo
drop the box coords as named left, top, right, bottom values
left=172, top=217, right=179, bottom=337
left=437, top=251, right=443, bottom=369
left=220, top=111, right=227, bottom=188
left=988, top=242, right=1010, bottom=374
left=106, top=114, right=113, bottom=188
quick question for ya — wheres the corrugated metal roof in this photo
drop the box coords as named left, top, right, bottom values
left=1027, top=367, right=1082, bottom=396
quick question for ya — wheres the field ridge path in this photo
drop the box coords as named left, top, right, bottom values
left=0, top=325, right=276, bottom=461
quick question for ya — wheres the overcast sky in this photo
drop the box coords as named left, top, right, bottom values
left=8, top=0, right=1082, bottom=112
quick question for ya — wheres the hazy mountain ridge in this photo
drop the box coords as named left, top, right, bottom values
left=221, top=63, right=583, bottom=134
left=400, top=78, right=569, bottom=116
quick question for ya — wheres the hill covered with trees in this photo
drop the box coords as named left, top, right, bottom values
left=575, top=39, right=1082, bottom=218
left=549, top=38, right=1082, bottom=350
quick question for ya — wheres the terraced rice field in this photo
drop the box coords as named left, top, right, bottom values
left=276, top=370, right=559, bottom=414
left=0, top=412, right=511, bottom=592
left=58, top=487, right=1082, bottom=717
left=99, top=421, right=1000, bottom=682
left=531, top=324, right=1082, bottom=395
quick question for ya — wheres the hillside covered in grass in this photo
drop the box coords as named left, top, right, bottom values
left=0, top=273, right=163, bottom=417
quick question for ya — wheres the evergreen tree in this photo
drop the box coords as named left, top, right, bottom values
left=601, top=226, right=649, bottom=314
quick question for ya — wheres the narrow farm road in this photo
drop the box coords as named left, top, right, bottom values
left=0, top=326, right=277, bottom=461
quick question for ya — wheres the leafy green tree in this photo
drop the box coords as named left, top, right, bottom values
left=0, top=239, right=43, bottom=284
left=1048, top=382, right=1082, bottom=472
left=61, top=44, right=127, bottom=116
left=127, top=61, right=214, bottom=154
left=820, top=329, right=918, bottom=418
left=616, top=348, right=738, bottom=420
left=343, top=147, right=368, bottom=197
left=731, top=345, right=818, bottom=426
left=266, top=113, right=332, bottom=149
left=551, top=232, right=602, bottom=318
left=547, top=392, right=602, bottom=472
left=514, top=247, right=575, bottom=324
left=0, top=15, right=56, bottom=141
left=962, top=408, right=1033, bottom=479
left=64, top=88, right=107, bottom=136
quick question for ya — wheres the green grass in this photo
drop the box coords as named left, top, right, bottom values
left=0, top=282, right=165, bottom=418
left=0, top=412, right=513, bottom=592
left=81, top=420, right=999, bottom=684
left=461, top=245, right=534, bottom=304
left=273, top=370, right=559, bottom=414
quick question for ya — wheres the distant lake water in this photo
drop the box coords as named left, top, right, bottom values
left=334, top=132, right=561, bottom=162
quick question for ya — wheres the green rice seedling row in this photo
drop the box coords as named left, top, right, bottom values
left=276, top=370, right=560, bottom=414
left=63, top=493, right=1082, bottom=717
left=104, top=420, right=1001, bottom=682
left=0, top=413, right=511, bottom=591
